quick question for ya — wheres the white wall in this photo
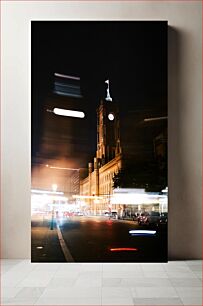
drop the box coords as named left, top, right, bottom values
left=1, top=1, right=202, bottom=259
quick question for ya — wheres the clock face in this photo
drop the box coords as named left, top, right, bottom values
left=108, top=113, right=114, bottom=121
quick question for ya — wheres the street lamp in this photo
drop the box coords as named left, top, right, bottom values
left=50, top=184, right=57, bottom=230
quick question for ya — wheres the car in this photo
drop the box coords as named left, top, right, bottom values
left=74, top=211, right=84, bottom=216
left=137, top=212, right=149, bottom=225
left=138, top=211, right=160, bottom=226
left=132, top=212, right=140, bottom=221
left=109, top=211, right=118, bottom=219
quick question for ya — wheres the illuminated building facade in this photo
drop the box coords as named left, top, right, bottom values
left=80, top=82, right=123, bottom=214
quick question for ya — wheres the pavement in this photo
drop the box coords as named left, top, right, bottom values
left=31, top=214, right=66, bottom=262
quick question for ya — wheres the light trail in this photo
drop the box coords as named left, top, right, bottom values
left=50, top=166, right=79, bottom=171
left=129, top=230, right=157, bottom=236
left=54, top=73, right=80, bottom=80
left=110, top=248, right=138, bottom=252
left=144, top=116, right=167, bottom=122
left=53, top=108, right=85, bottom=118
left=31, top=189, right=64, bottom=195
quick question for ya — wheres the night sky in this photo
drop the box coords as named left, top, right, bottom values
left=32, top=21, right=167, bottom=169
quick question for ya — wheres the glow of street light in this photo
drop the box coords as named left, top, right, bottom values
left=52, top=184, right=58, bottom=192
left=53, top=108, right=85, bottom=118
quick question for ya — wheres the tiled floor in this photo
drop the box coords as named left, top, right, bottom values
left=1, top=260, right=202, bottom=305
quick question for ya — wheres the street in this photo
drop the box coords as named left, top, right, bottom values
left=31, top=214, right=167, bottom=262
left=58, top=216, right=167, bottom=263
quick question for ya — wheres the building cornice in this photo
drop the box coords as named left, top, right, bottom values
left=99, top=153, right=122, bottom=174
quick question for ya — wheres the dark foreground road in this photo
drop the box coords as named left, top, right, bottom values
left=59, top=216, right=167, bottom=263
left=31, top=216, right=66, bottom=262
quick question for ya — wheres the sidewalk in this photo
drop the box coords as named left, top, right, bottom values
left=31, top=215, right=66, bottom=262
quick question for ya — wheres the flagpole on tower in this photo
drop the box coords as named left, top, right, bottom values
left=105, top=79, right=112, bottom=101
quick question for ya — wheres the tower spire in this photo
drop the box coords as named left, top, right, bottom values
left=105, top=79, right=112, bottom=101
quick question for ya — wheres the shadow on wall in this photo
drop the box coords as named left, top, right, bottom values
left=168, top=26, right=202, bottom=260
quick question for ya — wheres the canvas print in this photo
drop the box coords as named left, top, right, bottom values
left=31, top=21, right=168, bottom=262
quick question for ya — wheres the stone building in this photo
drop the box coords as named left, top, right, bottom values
left=80, top=81, right=123, bottom=214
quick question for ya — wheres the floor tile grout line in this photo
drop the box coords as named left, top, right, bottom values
left=165, top=268, right=203, bottom=303
left=33, top=263, right=65, bottom=305
left=3, top=261, right=37, bottom=290
left=164, top=263, right=201, bottom=277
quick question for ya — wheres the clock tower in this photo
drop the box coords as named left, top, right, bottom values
left=96, top=80, right=121, bottom=165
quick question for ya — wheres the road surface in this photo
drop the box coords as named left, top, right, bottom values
left=58, top=216, right=167, bottom=262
